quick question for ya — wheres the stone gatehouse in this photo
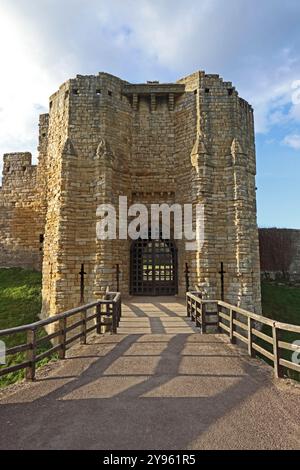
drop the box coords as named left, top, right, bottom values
left=0, top=70, right=261, bottom=318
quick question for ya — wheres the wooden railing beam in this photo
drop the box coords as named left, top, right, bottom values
left=0, top=292, right=121, bottom=382
left=186, top=291, right=300, bottom=381
left=25, top=329, right=36, bottom=381
left=272, top=324, right=284, bottom=379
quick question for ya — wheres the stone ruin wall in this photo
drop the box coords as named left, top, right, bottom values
left=0, top=111, right=49, bottom=271
left=0, top=153, right=43, bottom=270
left=259, top=228, right=300, bottom=284
left=290, top=232, right=300, bottom=282
left=0, top=70, right=262, bottom=319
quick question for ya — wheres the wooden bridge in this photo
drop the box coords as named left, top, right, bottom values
left=0, top=293, right=299, bottom=449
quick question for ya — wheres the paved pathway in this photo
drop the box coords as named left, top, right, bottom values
left=0, top=297, right=299, bottom=450
left=118, top=296, right=197, bottom=334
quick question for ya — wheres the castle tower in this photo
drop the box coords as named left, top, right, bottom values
left=0, top=70, right=261, bottom=317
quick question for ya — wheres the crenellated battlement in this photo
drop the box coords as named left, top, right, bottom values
left=1, top=152, right=37, bottom=190
left=3, top=151, right=33, bottom=169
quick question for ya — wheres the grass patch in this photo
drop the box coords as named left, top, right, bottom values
left=261, top=281, right=300, bottom=325
left=0, top=268, right=57, bottom=388
left=261, top=281, right=300, bottom=381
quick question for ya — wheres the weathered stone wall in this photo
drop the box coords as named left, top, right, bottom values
left=290, top=233, right=300, bottom=282
left=259, top=228, right=300, bottom=284
left=41, top=74, right=133, bottom=317
left=176, top=72, right=261, bottom=312
left=129, top=82, right=182, bottom=293
left=0, top=69, right=261, bottom=318
left=0, top=152, right=44, bottom=270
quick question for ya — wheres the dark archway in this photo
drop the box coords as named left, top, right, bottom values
left=130, top=235, right=178, bottom=296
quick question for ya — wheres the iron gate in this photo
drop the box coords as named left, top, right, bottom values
left=130, top=236, right=178, bottom=296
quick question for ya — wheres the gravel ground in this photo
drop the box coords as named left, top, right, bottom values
left=0, top=298, right=299, bottom=450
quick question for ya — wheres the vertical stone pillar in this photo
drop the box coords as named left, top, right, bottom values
left=41, top=137, right=78, bottom=322
left=190, top=134, right=215, bottom=298
left=168, top=93, right=174, bottom=111
left=188, top=74, right=216, bottom=299
left=93, top=138, right=116, bottom=297
left=231, top=137, right=253, bottom=310
left=132, top=93, right=138, bottom=111
left=150, top=94, right=156, bottom=112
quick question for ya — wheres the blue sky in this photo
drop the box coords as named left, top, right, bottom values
left=0, top=0, right=300, bottom=228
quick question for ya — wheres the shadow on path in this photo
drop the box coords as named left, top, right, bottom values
left=1, top=330, right=298, bottom=450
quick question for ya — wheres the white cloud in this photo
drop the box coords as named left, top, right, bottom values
left=1, top=0, right=300, bottom=179
left=0, top=5, right=69, bottom=168
left=283, top=134, right=300, bottom=150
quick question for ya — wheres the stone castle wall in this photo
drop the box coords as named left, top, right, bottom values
left=0, top=70, right=262, bottom=318
left=259, top=228, right=300, bottom=283
left=290, top=232, right=300, bottom=282
left=0, top=151, right=45, bottom=270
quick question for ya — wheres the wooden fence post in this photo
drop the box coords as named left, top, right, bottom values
left=117, top=299, right=121, bottom=327
left=216, top=303, right=221, bottom=333
left=112, top=302, right=117, bottom=334
left=248, top=317, right=255, bottom=358
left=229, top=309, right=236, bottom=344
left=58, top=317, right=67, bottom=359
left=96, top=304, right=102, bottom=334
left=26, top=329, right=36, bottom=381
left=186, top=294, right=190, bottom=318
left=191, top=298, right=195, bottom=322
left=195, top=300, right=200, bottom=328
left=80, top=309, right=87, bottom=345
left=272, top=324, right=283, bottom=378
left=202, top=303, right=207, bottom=334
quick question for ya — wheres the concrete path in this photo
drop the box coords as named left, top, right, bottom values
left=118, top=296, right=198, bottom=334
left=0, top=297, right=300, bottom=450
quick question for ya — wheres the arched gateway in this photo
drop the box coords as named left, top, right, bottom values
left=130, top=235, right=178, bottom=296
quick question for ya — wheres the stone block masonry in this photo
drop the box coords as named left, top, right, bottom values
left=0, top=70, right=261, bottom=318
left=259, top=228, right=300, bottom=284
left=0, top=151, right=45, bottom=270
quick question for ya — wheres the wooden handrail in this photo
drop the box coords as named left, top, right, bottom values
left=0, top=292, right=121, bottom=337
left=186, top=291, right=300, bottom=380
left=217, top=299, right=300, bottom=332
left=0, top=291, right=122, bottom=381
